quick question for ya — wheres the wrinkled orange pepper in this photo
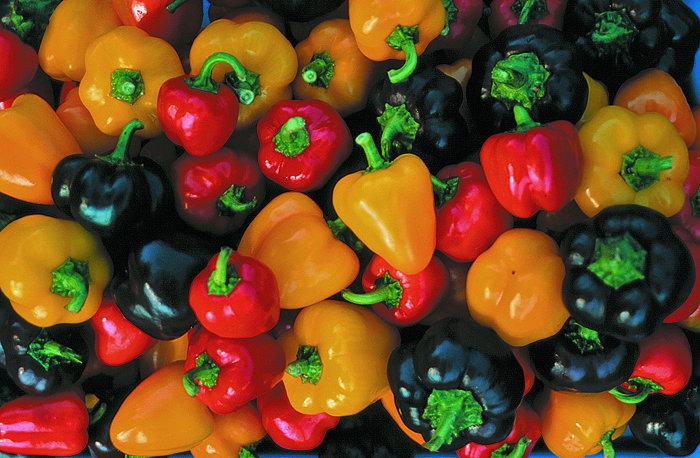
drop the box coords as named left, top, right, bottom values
left=237, top=191, right=360, bottom=310
left=55, top=86, right=119, bottom=155
left=466, top=228, right=571, bottom=347
left=190, top=404, right=267, bottom=458
left=0, top=93, right=81, bottom=204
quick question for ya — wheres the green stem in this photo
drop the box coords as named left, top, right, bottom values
left=327, top=217, right=348, bottom=239
left=285, top=345, right=322, bottom=385
left=110, top=69, right=145, bottom=104
left=88, top=400, right=108, bottom=426
left=187, top=52, right=250, bottom=96
left=27, top=330, right=83, bottom=371
left=490, top=52, right=550, bottom=110
left=96, top=119, right=144, bottom=166
left=564, top=319, right=604, bottom=354
left=182, top=352, right=220, bottom=396
left=440, top=0, right=459, bottom=36
left=301, top=51, right=335, bottom=89
left=273, top=116, right=310, bottom=157
left=50, top=257, right=91, bottom=313
left=609, top=377, right=664, bottom=404
left=598, top=430, right=616, bottom=458
left=207, top=246, right=241, bottom=296
left=422, top=389, right=484, bottom=452
left=377, top=103, right=419, bottom=160
left=238, top=447, right=257, bottom=458
left=385, top=25, right=420, bottom=83
left=341, top=272, right=403, bottom=309
left=217, top=184, right=258, bottom=217
left=619, top=145, right=673, bottom=192
left=587, top=231, right=647, bottom=289
left=223, top=66, right=260, bottom=106
left=512, top=0, right=549, bottom=24
left=492, top=436, right=532, bottom=458
left=512, top=104, right=540, bottom=131
left=591, top=10, right=638, bottom=58
left=165, top=0, right=189, bottom=13
left=356, top=132, right=390, bottom=173
left=431, top=175, right=459, bottom=208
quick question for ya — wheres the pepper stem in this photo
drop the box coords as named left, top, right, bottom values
left=377, top=103, right=420, bottom=160
left=187, top=52, right=250, bottom=96
left=96, top=119, right=144, bottom=165
left=598, top=430, right=617, bottom=458
left=512, top=104, right=541, bottom=131
left=50, top=257, right=91, bottom=313
left=609, top=377, right=664, bottom=404
left=587, top=231, right=647, bottom=289
left=223, top=66, right=260, bottom=106
left=385, top=25, right=420, bottom=83
left=492, top=436, right=532, bottom=458
left=356, top=132, right=390, bottom=173
left=285, top=345, right=322, bottom=384
left=207, top=246, right=241, bottom=296
left=341, top=272, right=403, bottom=309
left=302, top=51, right=335, bottom=89
left=440, top=0, right=459, bottom=36
left=27, top=330, right=83, bottom=371
left=182, top=352, right=220, bottom=396
left=238, top=447, right=256, bottom=458
left=565, top=319, right=604, bottom=354
left=619, top=145, right=673, bottom=192
left=512, top=0, right=549, bottom=24
left=217, top=184, right=258, bottom=216
left=431, top=175, right=459, bottom=208
left=110, top=69, right=145, bottom=104
left=165, top=0, right=189, bottom=13
left=273, top=116, right=310, bottom=157
left=490, top=52, right=550, bottom=110
left=591, top=10, right=638, bottom=58
left=422, top=388, right=484, bottom=452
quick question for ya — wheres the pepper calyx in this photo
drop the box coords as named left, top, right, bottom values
left=187, top=52, right=249, bottom=95
left=285, top=345, right=322, bottom=384
left=377, top=103, right=420, bottom=161
left=217, top=184, right=258, bottom=216
left=27, top=329, right=83, bottom=371
left=51, top=257, right=91, bottom=313
left=490, top=52, right=550, bottom=110
left=273, top=116, right=310, bottom=157
left=341, top=272, right=404, bottom=310
left=385, top=25, right=420, bottom=83
left=440, top=0, right=459, bottom=36
left=422, top=388, right=484, bottom=452
left=182, top=352, right=220, bottom=396
left=223, top=66, right=260, bottom=106
left=619, top=145, right=673, bottom=192
left=431, top=175, right=459, bottom=208
left=110, top=69, right=145, bottom=104
left=587, top=231, right=646, bottom=289
left=207, top=246, right=241, bottom=296
left=565, top=319, right=604, bottom=354
left=590, top=9, right=639, bottom=58
left=512, top=0, right=549, bottom=24
left=302, top=51, right=335, bottom=89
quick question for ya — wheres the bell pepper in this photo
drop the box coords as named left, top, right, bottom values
left=672, top=149, right=700, bottom=242
left=0, top=93, right=81, bottom=205
left=538, top=389, right=636, bottom=458
left=466, top=23, right=588, bottom=138
left=257, top=382, right=340, bottom=451
left=341, top=253, right=449, bottom=327
left=170, top=146, right=265, bottom=236
left=560, top=204, right=695, bottom=341
left=84, top=385, right=137, bottom=458
left=252, top=0, right=345, bottom=22
left=79, top=25, right=185, bottom=138
left=0, top=0, right=62, bottom=50
left=488, top=0, right=567, bottom=37
left=332, top=133, right=436, bottom=275
left=138, top=333, right=190, bottom=378
left=609, top=324, right=692, bottom=404
left=575, top=105, right=689, bottom=217
left=380, top=389, right=429, bottom=447
left=111, top=0, right=203, bottom=48
left=292, top=18, right=379, bottom=117
left=669, top=227, right=700, bottom=324
left=188, top=19, right=297, bottom=130
left=189, top=246, right=280, bottom=339
left=158, top=52, right=247, bottom=157
left=426, top=0, right=483, bottom=52
left=257, top=99, right=352, bottom=192
left=0, top=389, right=89, bottom=456
left=237, top=191, right=360, bottom=310
left=90, top=295, right=156, bottom=367
left=0, top=27, right=38, bottom=101
left=190, top=403, right=267, bottom=458
left=55, top=86, right=119, bottom=156
left=110, top=360, right=215, bottom=456
left=37, top=0, right=122, bottom=83
left=280, top=299, right=400, bottom=417
left=0, top=214, right=113, bottom=328
left=480, top=105, right=584, bottom=218
left=348, top=0, right=446, bottom=83
left=387, top=317, right=525, bottom=452
left=466, top=228, right=571, bottom=347
left=182, top=325, right=286, bottom=415
left=577, top=72, right=609, bottom=127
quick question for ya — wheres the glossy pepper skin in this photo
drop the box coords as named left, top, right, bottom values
left=190, top=403, right=267, bottom=458
left=85, top=385, right=135, bottom=458
left=0, top=389, right=89, bottom=456
left=560, top=204, right=695, bottom=341
left=55, top=87, right=120, bottom=156
left=182, top=325, right=286, bottom=415
left=111, top=0, right=203, bottom=49
left=0, top=27, right=38, bottom=101
left=388, top=317, right=525, bottom=452
left=480, top=105, right=583, bottom=218
left=280, top=300, right=400, bottom=417
left=466, top=23, right=588, bottom=138
left=257, top=99, right=352, bottom=192
left=488, top=0, right=568, bottom=37
left=252, top=0, right=345, bottom=22
left=189, top=246, right=280, bottom=339
left=0, top=214, right=113, bottom=328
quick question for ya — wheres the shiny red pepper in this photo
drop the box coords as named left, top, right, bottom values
left=341, top=253, right=449, bottom=326
left=182, top=325, right=286, bottom=415
left=480, top=105, right=583, bottom=218
left=488, top=0, right=568, bottom=37
left=257, top=99, right=352, bottom=192
left=0, top=389, right=89, bottom=456
left=257, top=382, right=340, bottom=451
left=111, top=0, right=203, bottom=48
left=170, top=146, right=265, bottom=236
left=189, top=246, right=280, bottom=339
left=432, top=161, right=514, bottom=262
left=0, top=28, right=38, bottom=102
left=671, top=149, right=700, bottom=242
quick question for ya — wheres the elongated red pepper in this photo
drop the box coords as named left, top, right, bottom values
left=182, top=325, right=286, bottom=415
left=257, top=99, right=352, bottom=192
left=0, top=28, right=38, bottom=102
left=0, top=389, right=89, bottom=456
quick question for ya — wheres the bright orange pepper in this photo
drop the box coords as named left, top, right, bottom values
left=56, top=86, right=119, bottom=155
left=190, top=404, right=267, bottom=458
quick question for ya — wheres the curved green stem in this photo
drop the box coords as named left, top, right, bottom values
left=207, top=246, right=241, bottom=296
left=273, top=116, right=310, bottom=157
left=50, top=257, right=91, bottom=313
left=386, top=25, right=419, bottom=83
left=492, top=436, right=532, bottom=458
left=422, top=388, right=484, bottom=452
left=431, top=175, right=459, bottom=208
left=182, top=352, right=220, bottom=396
left=377, top=103, right=419, bottom=160
left=301, top=51, right=335, bottom=88
left=27, top=330, right=83, bottom=371
left=512, top=0, right=549, bottom=24
left=165, top=0, right=189, bottom=13
left=512, top=104, right=540, bottom=131
left=188, top=52, right=250, bottom=95
left=96, top=119, right=143, bottom=165
left=564, top=319, right=604, bottom=354
left=341, top=272, right=403, bottom=309
left=285, top=345, right=322, bottom=385
left=609, top=377, right=664, bottom=404
left=356, top=132, right=390, bottom=172
left=217, top=184, right=258, bottom=216
left=110, top=69, right=145, bottom=104
left=440, top=0, right=459, bottom=36
left=599, top=430, right=617, bottom=458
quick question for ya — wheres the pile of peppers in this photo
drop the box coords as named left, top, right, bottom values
left=1, top=0, right=700, bottom=457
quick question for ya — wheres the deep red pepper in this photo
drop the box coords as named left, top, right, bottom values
left=341, top=253, right=449, bottom=326
left=257, top=382, right=340, bottom=451
left=432, top=161, right=514, bottom=262
left=0, top=28, right=38, bottom=102
left=488, top=0, right=567, bottom=37
left=111, top=0, right=203, bottom=48
left=257, top=99, right=352, bottom=192
left=671, top=149, right=700, bottom=242
left=666, top=226, right=700, bottom=323
left=90, top=295, right=156, bottom=367
left=170, top=146, right=265, bottom=236
left=427, top=0, right=484, bottom=52
left=182, top=325, right=286, bottom=415
left=480, top=105, right=583, bottom=218
left=189, top=246, right=281, bottom=339
left=0, top=389, right=89, bottom=456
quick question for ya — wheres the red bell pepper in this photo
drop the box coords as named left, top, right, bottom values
left=257, top=99, right=352, bottom=192
left=341, top=253, right=449, bottom=326
left=189, top=246, right=281, bottom=339
left=90, top=295, right=156, bottom=367
left=480, top=105, right=583, bottom=218
left=170, top=146, right=265, bottom=236
left=182, top=325, right=286, bottom=415
left=0, top=28, right=38, bottom=102
left=427, top=0, right=484, bottom=52
left=0, top=389, right=89, bottom=456
left=488, top=0, right=568, bottom=37
left=111, top=0, right=203, bottom=48
left=432, top=161, right=514, bottom=262
left=257, top=382, right=340, bottom=451
left=671, top=149, right=700, bottom=242
left=610, top=324, right=693, bottom=404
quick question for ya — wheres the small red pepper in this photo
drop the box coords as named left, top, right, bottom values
left=111, top=0, right=203, bottom=48
left=671, top=149, right=700, bottom=242
left=0, top=389, right=89, bottom=456
left=488, top=0, right=567, bottom=37
left=432, top=161, right=514, bottom=262
left=257, top=99, right=352, bottom=192
left=189, top=246, right=281, bottom=339
left=341, top=253, right=449, bottom=326
left=182, top=325, right=286, bottom=415
left=0, top=28, right=38, bottom=102
left=170, top=146, right=265, bottom=236
left=480, top=105, right=583, bottom=218
left=257, top=382, right=340, bottom=451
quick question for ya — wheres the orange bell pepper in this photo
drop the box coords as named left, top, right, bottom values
left=466, top=228, right=571, bottom=347
left=0, top=214, right=113, bottom=328
left=79, top=25, right=185, bottom=138
left=577, top=72, right=609, bottom=127
left=56, top=86, right=119, bottom=155
left=0, top=93, right=81, bottom=204
left=237, top=191, right=360, bottom=310
left=190, top=404, right=267, bottom=458
left=110, top=361, right=215, bottom=456
left=38, top=0, right=122, bottom=82
left=188, top=19, right=297, bottom=130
